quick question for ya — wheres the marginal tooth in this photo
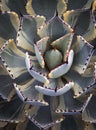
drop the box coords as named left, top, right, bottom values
left=94, top=62, right=96, bottom=81
left=35, top=82, right=74, bottom=96
left=34, top=43, right=45, bottom=68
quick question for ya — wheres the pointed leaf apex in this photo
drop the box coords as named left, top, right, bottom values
left=19, top=11, right=23, bottom=17
left=55, top=9, right=58, bottom=17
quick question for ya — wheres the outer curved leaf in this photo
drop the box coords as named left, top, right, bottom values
left=91, top=0, right=96, bottom=28
left=16, top=119, right=40, bottom=130
left=65, top=70, right=95, bottom=98
left=0, top=39, right=29, bottom=81
left=26, top=0, right=67, bottom=21
left=16, top=15, right=46, bottom=54
left=0, top=64, right=15, bottom=101
left=71, top=35, right=94, bottom=74
left=25, top=52, right=49, bottom=84
left=38, top=15, right=73, bottom=42
left=64, top=8, right=96, bottom=41
left=0, top=0, right=27, bottom=16
left=0, top=95, right=26, bottom=123
left=26, top=102, right=64, bottom=129
left=63, top=115, right=96, bottom=130
left=0, top=11, right=19, bottom=46
left=82, top=95, right=96, bottom=123
left=53, top=115, right=85, bottom=130
left=35, top=81, right=74, bottom=96
left=54, top=89, right=88, bottom=114
left=14, top=79, right=48, bottom=106
left=66, top=0, right=93, bottom=10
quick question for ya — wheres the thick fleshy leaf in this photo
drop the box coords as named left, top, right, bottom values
left=16, top=15, right=46, bottom=54
left=0, top=39, right=29, bottom=80
left=14, top=79, right=48, bottom=106
left=82, top=50, right=96, bottom=77
left=63, top=8, right=89, bottom=30
left=0, top=0, right=27, bottom=16
left=72, top=35, right=94, bottom=74
left=38, top=15, right=73, bottom=42
left=35, top=78, right=74, bottom=96
left=0, top=64, right=15, bottom=101
left=44, top=49, right=63, bottom=70
left=48, top=50, right=74, bottom=78
left=91, top=0, right=96, bottom=28
left=65, top=70, right=95, bottom=98
left=54, top=89, right=88, bottom=114
left=37, top=36, right=49, bottom=53
left=51, top=115, right=87, bottom=130
left=82, top=94, right=96, bottom=123
left=64, top=9, right=96, bottom=41
left=0, top=11, right=19, bottom=46
left=92, top=0, right=96, bottom=27
left=34, top=43, right=45, bottom=68
left=66, top=0, right=93, bottom=10
left=91, top=10, right=96, bottom=28
left=26, top=98, right=64, bottom=129
left=51, top=33, right=73, bottom=61
left=0, top=95, right=26, bottom=123
left=63, top=115, right=96, bottom=130
left=16, top=116, right=96, bottom=130
left=26, top=0, right=67, bottom=21
left=25, top=52, right=49, bottom=84
left=16, top=119, right=40, bottom=130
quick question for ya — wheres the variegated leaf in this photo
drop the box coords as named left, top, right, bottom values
left=82, top=94, right=96, bottom=123
left=38, top=15, right=73, bottom=42
left=16, top=15, right=46, bottom=54
left=26, top=0, right=67, bottom=21
left=65, top=70, right=95, bottom=98
left=14, top=79, right=48, bottom=106
left=64, top=8, right=96, bottom=41
left=0, top=0, right=27, bottom=16
left=0, top=64, right=15, bottom=101
left=72, top=35, right=94, bottom=74
left=26, top=101, right=64, bottom=129
left=16, top=119, right=40, bottom=130
left=0, top=11, right=19, bottom=46
left=34, top=43, right=45, bottom=68
left=0, top=95, right=26, bottom=123
left=35, top=78, right=74, bottom=96
left=54, top=89, right=88, bottom=114
left=36, top=37, right=49, bottom=55
left=0, top=39, right=31, bottom=84
left=66, top=0, right=93, bottom=10
left=25, top=52, right=49, bottom=84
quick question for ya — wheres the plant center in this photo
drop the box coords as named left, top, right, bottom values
left=44, top=49, right=63, bottom=70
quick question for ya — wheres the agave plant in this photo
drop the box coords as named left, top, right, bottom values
left=0, top=0, right=96, bottom=130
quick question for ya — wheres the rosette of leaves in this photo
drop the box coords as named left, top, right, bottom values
left=0, top=0, right=96, bottom=130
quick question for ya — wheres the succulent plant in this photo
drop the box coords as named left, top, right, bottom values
left=0, top=0, right=96, bottom=130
